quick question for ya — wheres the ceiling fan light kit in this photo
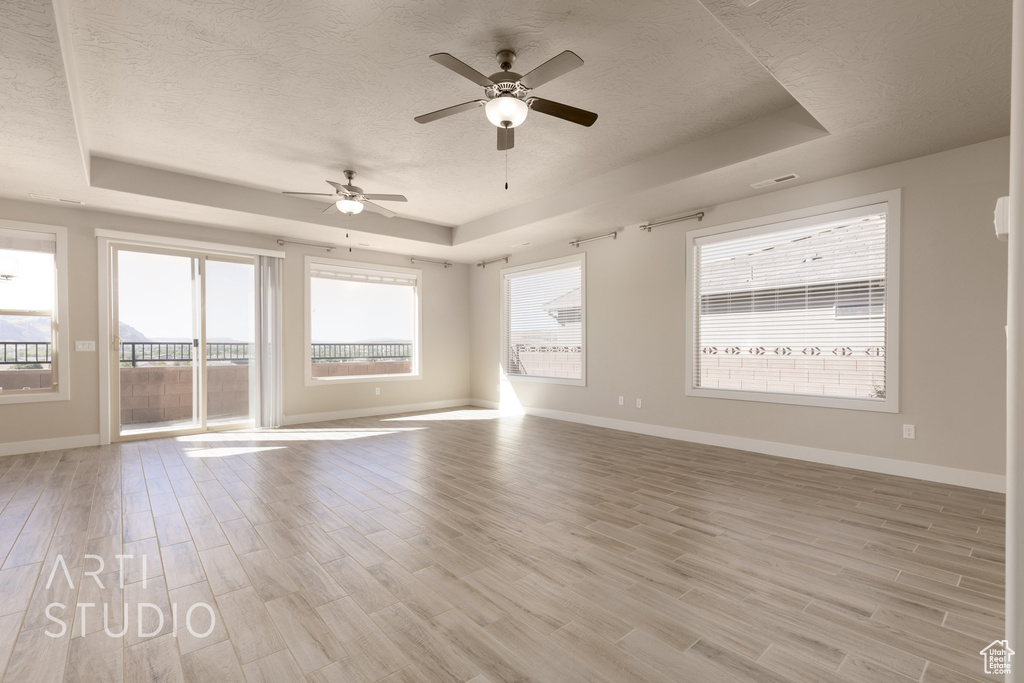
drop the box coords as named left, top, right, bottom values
left=485, top=96, right=528, bottom=128
left=336, top=198, right=364, bottom=215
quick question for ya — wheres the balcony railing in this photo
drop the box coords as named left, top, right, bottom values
left=1, top=341, right=51, bottom=365
left=119, top=342, right=255, bottom=367
left=3, top=341, right=412, bottom=367
left=311, top=343, right=411, bottom=363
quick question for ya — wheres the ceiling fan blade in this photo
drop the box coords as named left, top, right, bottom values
left=429, top=53, right=494, bottom=87
left=414, top=99, right=486, bottom=124
left=361, top=194, right=408, bottom=202
left=519, top=50, right=584, bottom=89
left=326, top=180, right=347, bottom=192
left=361, top=200, right=396, bottom=218
left=497, top=126, right=514, bottom=151
left=283, top=191, right=336, bottom=197
left=322, top=202, right=339, bottom=214
left=529, top=97, right=598, bottom=127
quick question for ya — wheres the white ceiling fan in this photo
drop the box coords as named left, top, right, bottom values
left=282, top=170, right=408, bottom=217
left=415, top=49, right=598, bottom=151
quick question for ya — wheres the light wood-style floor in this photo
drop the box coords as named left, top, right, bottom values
left=0, top=408, right=1006, bottom=682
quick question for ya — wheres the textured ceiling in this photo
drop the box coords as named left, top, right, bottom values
left=0, top=0, right=1012, bottom=261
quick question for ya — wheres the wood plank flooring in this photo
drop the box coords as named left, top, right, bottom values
left=0, top=407, right=1006, bottom=682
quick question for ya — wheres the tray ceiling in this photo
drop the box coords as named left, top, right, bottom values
left=0, top=0, right=1011, bottom=261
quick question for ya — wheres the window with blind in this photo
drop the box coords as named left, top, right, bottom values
left=305, top=258, right=420, bottom=383
left=501, top=254, right=585, bottom=385
left=686, top=193, right=899, bottom=411
left=0, top=223, right=70, bottom=402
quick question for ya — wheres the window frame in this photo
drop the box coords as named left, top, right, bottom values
left=684, top=189, right=900, bottom=413
left=500, top=253, right=587, bottom=387
left=304, top=256, right=422, bottom=386
left=0, top=219, right=71, bottom=404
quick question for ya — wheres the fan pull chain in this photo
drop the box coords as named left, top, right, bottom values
left=347, top=232, right=352, bottom=253
left=505, top=147, right=508, bottom=190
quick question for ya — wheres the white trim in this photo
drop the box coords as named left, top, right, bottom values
left=304, top=255, right=422, bottom=386
left=502, top=405, right=1003, bottom=492
left=0, top=219, right=71, bottom=405
left=98, top=236, right=111, bottom=444
left=93, top=229, right=285, bottom=259
left=685, top=189, right=901, bottom=413
left=0, top=433, right=100, bottom=458
left=283, top=398, right=471, bottom=426
left=500, top=253, right=587, bottom=387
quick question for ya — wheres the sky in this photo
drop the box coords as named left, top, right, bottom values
left=0, top=249, right=54, bottom=311
left=115, top=250, right=413, bottom=343
left=311, top=278, right=413, bottom=342
left=117, top=251, right=254, bottom=341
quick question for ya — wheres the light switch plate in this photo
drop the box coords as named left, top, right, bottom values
left=75, top=341, right=96, bottom=352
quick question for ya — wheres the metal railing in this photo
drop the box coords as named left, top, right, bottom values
left=4, top=340, right=409, bottom=367
left=1, top=341, right=51, bottom=365
left=119, top=342, right=254, bottom=367
left=311, top=343, right=411, bottom=363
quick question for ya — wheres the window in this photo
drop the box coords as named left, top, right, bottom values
left=0, top=221, right=70, bottom=403
left=305, top=257, right=420, bottom=384
left=686, top=191, right=899, bottom=411
left=502, top=254, right=585, bottom=385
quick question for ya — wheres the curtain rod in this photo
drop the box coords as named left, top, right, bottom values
left=410, top=257, right=452, bottom=269
left=569, top=231, right=617, bottom=247
left=639, top=211, right=705, bottom=232
left=476, top=256, right=509, bottom=268
left=276, top=238, right=337, bottom=252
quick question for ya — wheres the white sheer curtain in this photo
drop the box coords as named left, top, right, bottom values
left=257, top=255, right=283, bottom=428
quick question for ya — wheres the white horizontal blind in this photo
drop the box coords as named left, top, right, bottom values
left=693, top=206, right=888, bottom=401
left=310, top=264, right=416, bottom=287
left=505, top=262, right=583, bottom=379
left=0, top=228, right=56, bottom=254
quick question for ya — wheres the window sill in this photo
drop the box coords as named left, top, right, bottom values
left=687, top=386, right=897, bottom=413
left=0, top=388, right=70, bottom=405
left=305, top=372, right=422, bottom=387
left=507, top=374, right=586, bottom=388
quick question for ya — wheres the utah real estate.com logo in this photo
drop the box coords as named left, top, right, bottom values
left=981, top=640, right=1015, bottom=676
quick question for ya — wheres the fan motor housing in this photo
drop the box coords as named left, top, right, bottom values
left=486, top=76, right=529, bottom=101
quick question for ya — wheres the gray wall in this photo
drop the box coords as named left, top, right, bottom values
left=470, top=137, right=1010, bottom=476
left=0, top=201, right=472, bottom=446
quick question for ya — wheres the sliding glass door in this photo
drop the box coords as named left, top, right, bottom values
left=112, top=246, right=256, bottom=438
left=205, top=258, right=256, bottom=425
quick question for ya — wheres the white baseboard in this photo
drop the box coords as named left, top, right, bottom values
left=283, top=399, right=475, bottom=426
left=472, top=402, right=1006, bottom=493
left=0, top=434, right=101, bottom=458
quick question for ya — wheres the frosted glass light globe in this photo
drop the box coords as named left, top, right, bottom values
left=336, top=198, right=364, bottom=215
left=485, top=96, right=528, bottom=128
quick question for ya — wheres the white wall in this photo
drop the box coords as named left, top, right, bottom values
left=0, top=199, right=472, bottom=449
left=470, top=137, right=1010, bottom=480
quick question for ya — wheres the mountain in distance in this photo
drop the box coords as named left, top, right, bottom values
left=0, top=316, right=154, bottom=343
left=118, top=322, right=150, bottom=342
left=0, top=315, right=53, bottom=343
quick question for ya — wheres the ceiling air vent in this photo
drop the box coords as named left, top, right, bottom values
left=29, top=193, right=85, bottom=205
left=751, top=173, right=800, bottom=189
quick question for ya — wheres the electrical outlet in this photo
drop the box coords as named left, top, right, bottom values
left=902, top=424, right=915, bottom=439
left=618, top=396, right=624, bottom=406
left=636, top=398, right=642, bottom=408
left=374, top=387, right=380, bottom=396
left=75, top=341, right=96, bottom=351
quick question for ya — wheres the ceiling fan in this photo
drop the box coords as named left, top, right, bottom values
left=415, top=49, right=598, bottom=150
left=282, top=170, right=407, bottom=217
